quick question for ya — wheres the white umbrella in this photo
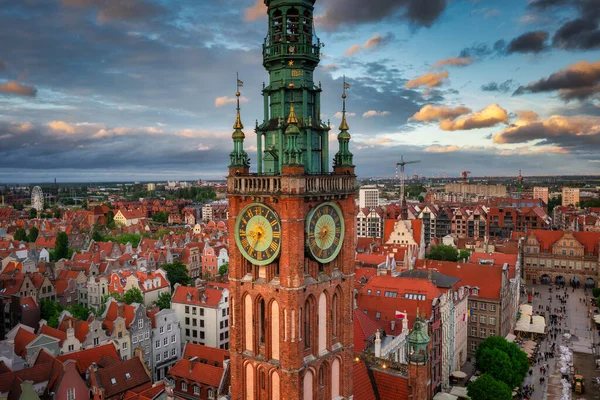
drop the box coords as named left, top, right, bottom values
left=452, top=371, right=467, bottom=379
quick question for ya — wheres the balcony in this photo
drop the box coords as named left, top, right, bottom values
left=263, top=40, right=320, bottom=63
left=228, top=174, right=355, bottom=196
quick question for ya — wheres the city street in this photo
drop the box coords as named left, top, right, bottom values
left=522, top=284, right=599, bottom=399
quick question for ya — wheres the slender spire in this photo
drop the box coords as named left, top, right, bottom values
left=229, top=73, right=250, bottom=170
left=334, top=76, right=354, bottom=168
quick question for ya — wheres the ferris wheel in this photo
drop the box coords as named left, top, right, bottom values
left=31, top=186, right=44, bottom=212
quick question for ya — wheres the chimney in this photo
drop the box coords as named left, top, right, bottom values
left=189, top=356, right=198, bottom=373
left=374, top=330, right=381, bottom=358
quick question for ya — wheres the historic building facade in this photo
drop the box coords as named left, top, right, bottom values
left=227, top=0, right=355, bottom=398
left=523, top=230, right=600, bottom=287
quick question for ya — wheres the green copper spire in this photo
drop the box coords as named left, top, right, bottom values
left=229, top=76, right=250, bottom=169
left=333, top=78, right=354, bottom=168
left=257, top=0, right=330, bottom=175
left=406, top=312, right=430, bottom=365
left=283, top=85, right=302, bottom=165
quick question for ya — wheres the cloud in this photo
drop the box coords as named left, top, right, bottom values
left=244, top=0, right=267, bottom=22
left=62, top=0, right=163, bottom=23
left=334, top=111, right=357, bottom=119
left=345, top=33, right=394, bottom=56
left=507, top=31, right=549, bottom=54
left=47, top=121, right=76, bottom=135
left=439, top=104, right=509, bottom=131
left=363, top=110, right=390, bottom=118
left=493, top=114, right=600, bottom=144
left=552, top=18, right=600, bottom=50
left=514, top=60, right=600, bottom=101
left=481, top=80, right=516, bottom=93
left=497, top=146, right=569, bottom=155
left=459, top=40, right=506, bottom=59
left=484, top=8, right=502, bottom=18
left=431, top=56, right=473, bottom=70
left=424, top=144, right=460, bottom=153
left=0, top=81, right=37, bottom=96
left=196, top=144, right=211, bottom=151
left=215, top=96, right=249, bottom=107
left=317, top=0, right=448, bottom=30
left=406, top=71, right=449, bottom=89
left=409, top=104, right=472, bottom=122
left=321, top=64, right=339, bottom=72
left=517, top=110, right=539, bottom=121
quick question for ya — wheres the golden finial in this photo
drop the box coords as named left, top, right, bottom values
left=287, top=103, right=298, bottom=125
left=233, top=73, right=244, bottom=132
left=339, top=76, right=350, bottom=131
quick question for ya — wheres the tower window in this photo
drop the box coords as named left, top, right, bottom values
left=319, top=365, right=325, bottom=387
left=286, top=8, right=299, bottom=43
left=304, top=300, right=311, bottom=348
left=259, top=298, right=266, bottom=344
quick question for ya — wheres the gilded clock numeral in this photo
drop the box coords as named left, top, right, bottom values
left=257, top=251, right=263, bottom=261
left=333, top=237, right=339, bottom=246
left=270, top=219, right=278, bottom=226
left=239, top=229, right=246, bottom=236
left=270, top=242, right=278, bottom=252
left=272, top=232, right=281, bottom=239
left=241, top=238, right=249, bottom=248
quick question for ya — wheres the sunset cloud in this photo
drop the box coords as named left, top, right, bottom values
left=345, top=33, right=393, bottom=56
left=334, top=111, right=357, bottom=119
left=406, top=71, right=449, bottom=89
left=215, top=96, right=249, bottom=108
left=424, top=144, right=460, bottom=153
left=493, top=115, right=600, bottom=144
left=47, top=121, right=76, bottom=135
left=409, top=105, right=472, bottom=122
left=244, top=0, right=267, bottom=22
left=0, top=81, right=37, bottom=97
left=440, top=104, right=509, bottom=131
left=431, top=57, right=473, bottom=70
left=514, top=61, right=600, bottom=101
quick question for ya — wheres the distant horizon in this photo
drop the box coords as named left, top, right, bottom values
left=3, top=173, right=600, bottom=186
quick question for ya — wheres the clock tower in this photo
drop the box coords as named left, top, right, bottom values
left=227, top=0, right=355, bottom=398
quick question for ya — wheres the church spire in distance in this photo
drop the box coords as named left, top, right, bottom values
left=229, top=73, right=250, bottom=171
left=334, top=77, right=354, bottom=169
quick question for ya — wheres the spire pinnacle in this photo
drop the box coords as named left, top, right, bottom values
left=233, top=73, right=244, bottom=131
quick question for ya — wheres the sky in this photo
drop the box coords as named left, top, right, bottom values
left=0, top=0, right=599, bottom=182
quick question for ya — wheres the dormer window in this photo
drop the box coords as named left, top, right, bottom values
left=111, top=378, right=117, bottom=384
left=472, top=288, right=479, bottom=296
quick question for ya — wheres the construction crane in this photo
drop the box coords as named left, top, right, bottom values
left=396, top=156, right=421, bottom=219
left=461, top=171, right=471, bottom=185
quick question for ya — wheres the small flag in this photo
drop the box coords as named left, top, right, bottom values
left=463, top=313, right=468, bottom=322
left=344, top=82, right=350, bottom=89
left=395, top=310, right=407, bottom=320
left=237, top=79, right=244, bottom=88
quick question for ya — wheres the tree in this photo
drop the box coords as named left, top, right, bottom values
left=92, top=230, right=103, bottom=243
left=14, top=228, right=28, bottom=242
left=218, top=263, right=229, bottom=276
left=154, top=292, right=172, bottom=310
left=161, top=261, right=193, bottom=288
left=152, top=211, right=169, bottom=223
left=475, top=336, right=528, bottom=389
left=458, top=249, right=470, bottom=261
left=106, top=210, right=115, bottom=229
left=29, top=208, right=38, bottom=219
left=40, top=299, right=63, bottom=322
left=68, top=303, right=92, bottom=320
left=54, top=209, right=62, bottom=219
left=28, top=226, right=39, bottom=243
left=593, top=288, right=600, bottom=298
left=54, top=232, right=69, bottom=261
left=124, top=287, right=144, bottom=305
left=548, top=195, right=562, bottom=213
left=13, top=203, right=24, bottom=211
left=467, top=373, right=512, bottom=400
left=426, top=245, right=459, bottom=262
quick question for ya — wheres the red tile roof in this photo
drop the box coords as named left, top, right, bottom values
left=57, top=343, right=119, bottom=374
left=528, top=230, right=600, bottom=256
left=168, top=358, right=224, bottom=388
left=123, top=382, right=165, bottom=400
left=35, top=236, right=56, bottom=248
left=352, top=361, right=376, bottom=400
left=372, top=369, right=411, bottom=400
left=182, top=343, right=229, bottom=367
left=171, top=286, right=223, bottom=308
left=14, top=327, right=38, bottom=358
left=356, top=276, right=441, bottom=332
left=354, top=309, right=385, bottom=352
left=421, top=259, right=503, bottom=301
left=97, top=357, right=151, bottom=398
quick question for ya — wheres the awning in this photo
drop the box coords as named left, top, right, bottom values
left=452, top=371, right=467, bottom=379
left=450, top=387, right=469, bottom=398
left=434, top=393, right=458, bottom=400
left=593, top=314, right=600, bottom=324
left=505, top=333, right=516, bottom=343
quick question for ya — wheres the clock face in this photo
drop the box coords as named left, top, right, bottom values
left=306, top=202, right=345, bottom=263
left=234, top=203, right=282, bottom=266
